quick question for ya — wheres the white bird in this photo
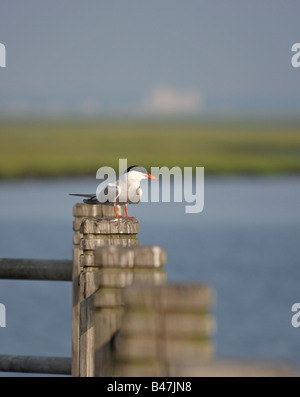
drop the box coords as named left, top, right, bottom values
left=70, top=165, right=158, bottom=218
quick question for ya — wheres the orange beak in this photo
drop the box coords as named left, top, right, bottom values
left=147, top=174, right=158, bottom=180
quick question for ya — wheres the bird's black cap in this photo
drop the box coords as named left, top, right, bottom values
left=124, top=165, right=148, bottom=174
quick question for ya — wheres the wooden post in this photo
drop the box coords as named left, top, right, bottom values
left=72, top=203, right=125, bottom=376
left=111, top=284, right=215, bottom=377
left=71, top=205, right=297, bottom=378
left=72, top=203, right=138, bottom=377
left=93, top=246, right=167, bottom=377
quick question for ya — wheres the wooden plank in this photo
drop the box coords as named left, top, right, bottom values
left=79, top=292, right=95, bottom=377
left=164, top=313, right=215, bottom=336
left=93, top=288, right=124, bottom=308
left=94, top=308, right=124, bottom=349
left=85, top=268, right=134, bottom=289
left=159, top=285, right=214, bottom=311
left=93, top=246, right=167, bottom=268
left=72, top=247, right=82, bottom=377
left=131, top=246, right=167, bottom=268
left=113, top=361, right=166, bottom=377
left=168, top=359, right=299, bottom=377
left=80, top=236, right=139, bottom=250
left=73, top=203, right=103, bottom=217
left=73, top=217, right=85, bottom=231
left=94, top=308, right=124, bottom=376
left=113, top=333, right=213, bottom=363
left=123, top=284, right=214, bottom=311
left=83, top=270, right=99, bottom=299
left=73, top=203, right=124, bottom=217
left=80, top=217, right=139, bottom=235
left=113, top=334, right=158, bottom=360
left=112, top=359, right=298, bottom=378
left=165, top=338, right=214, bottom=363
left=79, top=298, right=88, bottom=377
left=94, top=247, right=135, bottom=268
left=87, top=268, right=166, bottom=289
left=120, top=311, right=158, bottom=335
left=133, top=268, right=166, bottom=286
left=72, top=231, right=82, bottom=246
left=80, top=252, right=95, bottom=267
left=120, top=312, right=215, bottom=337
left=94, top=340, right=114, bottom=377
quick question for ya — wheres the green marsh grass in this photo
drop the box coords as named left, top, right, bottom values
left=0, top=118, right=299, bottom=178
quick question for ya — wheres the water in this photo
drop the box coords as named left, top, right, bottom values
left=0, top=176, right=300, bottom=376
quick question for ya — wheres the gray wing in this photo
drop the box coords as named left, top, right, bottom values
left=69, top=193, right=99, bottom=204
left=69, top=183, right=122, bottom=205
left=97, top=183, right=121, bottom=204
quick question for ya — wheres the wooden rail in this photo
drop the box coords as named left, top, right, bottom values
left=0, top=258, right=72, bottom=374
left=0, top=258, right=72, bottom=281
left=0, top=354, right=71, bottom=375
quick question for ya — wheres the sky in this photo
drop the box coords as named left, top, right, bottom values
left=0, top=0, right=300, bottom=117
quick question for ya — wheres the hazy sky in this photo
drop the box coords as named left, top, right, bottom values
left=0, top=1, right=300, bottom=116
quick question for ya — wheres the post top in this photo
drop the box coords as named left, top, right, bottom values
left=73, top=203, right=124, bottom=218
left=80, top=217, right=139, bottom=235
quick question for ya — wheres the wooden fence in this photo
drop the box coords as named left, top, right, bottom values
left=0, top=203, right=297, bottom=377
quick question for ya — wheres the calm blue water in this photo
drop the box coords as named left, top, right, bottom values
left=0, top=176, right=300, bottom=376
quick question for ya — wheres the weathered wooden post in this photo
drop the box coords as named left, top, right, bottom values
left=72, top=203, right=139, bottom=377
left=93, top=246, right=167, bottom=377
left=110, top=284, right=215, bottom=377
left=72, top=203, right=214, bottom=378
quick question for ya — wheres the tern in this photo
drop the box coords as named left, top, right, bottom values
left=70, top=165, right=158, bottom=218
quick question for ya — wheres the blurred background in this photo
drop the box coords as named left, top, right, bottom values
left=0, top=1, right=300, bottom=376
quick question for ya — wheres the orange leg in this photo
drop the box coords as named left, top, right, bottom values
left=114, top=204, right=122, bottom=218
left=125, top=204, right=135, bottom=218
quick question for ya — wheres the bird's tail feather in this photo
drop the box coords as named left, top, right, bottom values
left=69, top=193, right=94, bottom=198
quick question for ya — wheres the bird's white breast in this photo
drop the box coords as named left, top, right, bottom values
left=117, top=175, right=142, bottom=204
